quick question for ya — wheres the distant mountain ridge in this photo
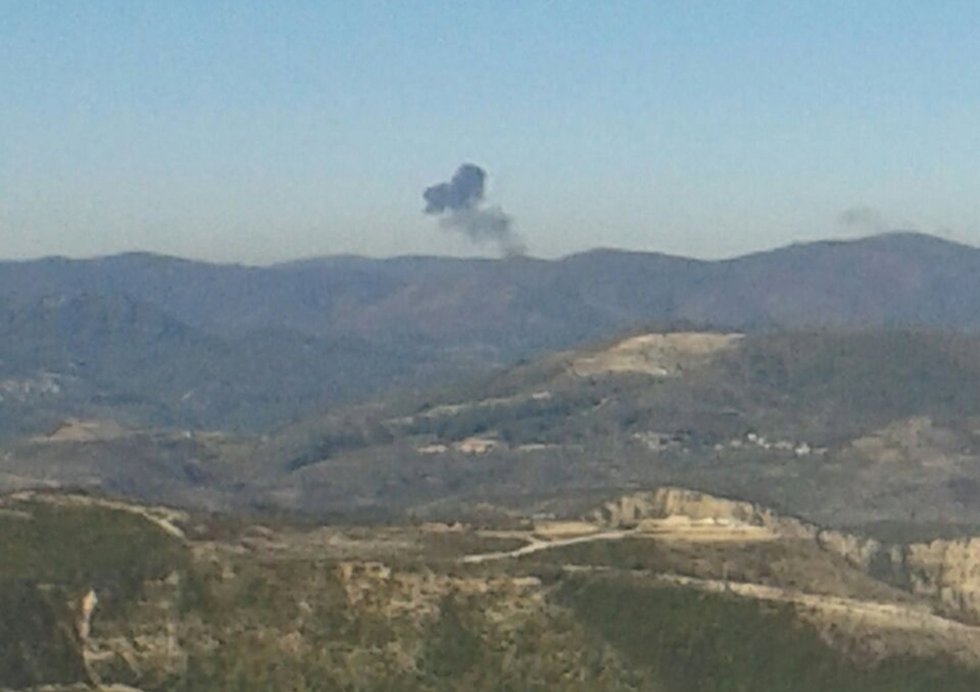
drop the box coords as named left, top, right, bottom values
left=4, top=232, right=978, bottom=346
left=2, top=232, right=979, bottom=434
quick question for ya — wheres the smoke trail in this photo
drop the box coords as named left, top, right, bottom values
left=838, top=206, right=889, bottom=234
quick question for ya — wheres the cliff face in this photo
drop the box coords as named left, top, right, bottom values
left=593, top=487, right=823, bottom=543
left=590, top=487, right=980, bottom=622
left=904, top=539, right=980, bottom=622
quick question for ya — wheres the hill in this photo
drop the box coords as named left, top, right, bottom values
left=9, top=326, right=980, bottom=537
left=3, top=232, right=980, bottom=434
left=256, top=327, right=980, bottom=535
left=5, top=487, right=980, bottom=690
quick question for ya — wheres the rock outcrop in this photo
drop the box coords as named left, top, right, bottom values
left=591, top=487, right=980, bottom=625
left=904, top=538, right=980, bottom=623
left=591, top=487, right=814, bottom=539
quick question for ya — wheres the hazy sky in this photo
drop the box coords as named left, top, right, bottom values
left=3, top=1, right=980, bottom=263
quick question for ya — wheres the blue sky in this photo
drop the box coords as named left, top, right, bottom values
left=2, top=1, right=979, bottom=262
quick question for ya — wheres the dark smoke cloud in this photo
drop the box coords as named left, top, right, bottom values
left=423, top=163, right=525, bottom=257
left=423, top=163, right=486, bottom=213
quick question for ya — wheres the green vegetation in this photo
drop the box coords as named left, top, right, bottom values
left=5, top=492, right=980, bottom=690
left=0, top=500, right=189, bottom=612
left=419, top=531, right=528, bottom=559
left=267, top=328, right=980, bottom=532
left=0, top=498, right=191, bottom=688
left=174, top=557, right=641, bottom=691
left=397, top=329, right=980, bottom=452
left=713, top=331, right=980, bottom=441
left=0, top=581, right=87, bottom=689
left=559, top=575, right=980, bottom=692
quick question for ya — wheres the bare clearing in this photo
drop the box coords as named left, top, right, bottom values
left=32, top=418, right=130, bottom=443
left=635, top=515, right=779, bottom=542
left=571, top=332, right=742, bottom=377
left=461, top=530, right=635, bottom=564
left=464, top=514, right=776, bottom=564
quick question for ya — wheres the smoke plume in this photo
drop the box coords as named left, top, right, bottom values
left=423, top=163, right=525, bottom=256
left=838, top=206, right=889, bottom=234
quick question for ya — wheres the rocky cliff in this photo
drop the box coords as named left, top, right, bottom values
left=590, top=486, right=980, bottom=623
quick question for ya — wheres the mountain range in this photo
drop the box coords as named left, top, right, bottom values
left=2, top=231, right=979, bottom=435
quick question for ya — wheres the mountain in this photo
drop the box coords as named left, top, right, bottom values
left=6, top=231, right=980, bottom=343
left=680, top=232, right=980, bottom=328
left=3, top=231, right=980, bottom=434
left=0, top=292, right=434, bottom=437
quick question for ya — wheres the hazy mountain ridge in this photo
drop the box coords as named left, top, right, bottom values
left=6, top=232, right=980, bottom=343
left=2, top=231, right=980, bottom=441
left=0, top=291, right=436, bottom=437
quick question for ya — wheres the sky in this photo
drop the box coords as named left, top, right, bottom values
left=2, top=1, right=980, bottom=263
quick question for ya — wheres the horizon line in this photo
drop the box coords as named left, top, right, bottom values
left=0, top=230, right=969, bottom=268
